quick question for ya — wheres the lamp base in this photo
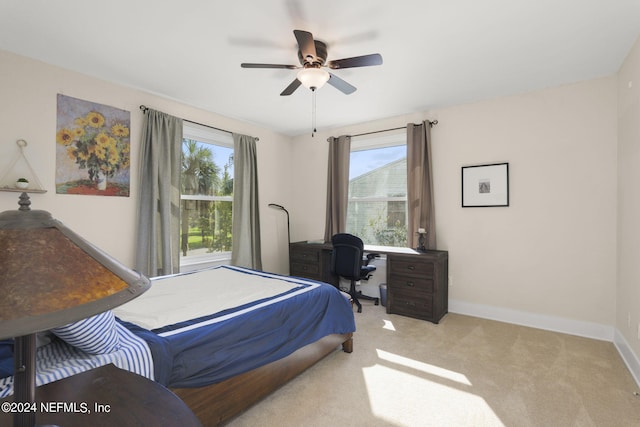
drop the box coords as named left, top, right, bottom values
left=416, top=232, right=427, bottom=252
left=13, top=334, right=60, bottom=427
left=13, top=334, right=36, bottom=427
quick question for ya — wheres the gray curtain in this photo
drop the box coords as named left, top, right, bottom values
left=135, top=109, right=183, bottom=277
left=324, top=135, right=351, bottom=242
left=231, top=133, right=262, bottom=269
left=407, top=121, right=436, bottom=249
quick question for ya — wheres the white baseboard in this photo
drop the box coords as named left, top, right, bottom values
left=449, top=299, right=614, bottom=341
left=449, top=299, right=640, bottom=388
left=614, top=329, right=640, bottom=389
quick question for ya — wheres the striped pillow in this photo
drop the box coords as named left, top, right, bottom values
left=51, top=311, right=120, bottom=354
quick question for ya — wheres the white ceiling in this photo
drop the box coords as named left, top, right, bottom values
left=1, top=0, right=639, bottom=136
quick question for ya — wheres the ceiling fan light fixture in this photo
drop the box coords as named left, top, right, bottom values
left=297, top=68, right=330, bottom=90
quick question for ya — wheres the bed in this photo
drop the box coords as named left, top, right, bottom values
left=0, top=265, right=355, bottom=425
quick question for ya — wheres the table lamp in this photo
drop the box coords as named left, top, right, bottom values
left=416, top=228, right=427, bottom=252
left=0, top=193, right=151, bottom=427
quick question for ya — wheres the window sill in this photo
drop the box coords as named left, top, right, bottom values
left=180, top=252, right=231, bottom=273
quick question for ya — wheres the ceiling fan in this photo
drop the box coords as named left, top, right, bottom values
left=241, top=29, right=383, bottom=96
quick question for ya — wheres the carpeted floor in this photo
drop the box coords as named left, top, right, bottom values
left=228, top=304, right=640, bottom=426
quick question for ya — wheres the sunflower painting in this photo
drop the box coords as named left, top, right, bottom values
left=56, top=94, right=131, bottom=196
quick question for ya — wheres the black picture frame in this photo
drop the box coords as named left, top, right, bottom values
left=461, top=162, right=509, bottom=207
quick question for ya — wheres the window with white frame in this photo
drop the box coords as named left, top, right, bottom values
left=346, top=132, right=407, bottom=247
left=180, top=122, right=234, bottom=268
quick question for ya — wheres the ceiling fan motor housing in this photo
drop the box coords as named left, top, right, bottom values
left=298, top=40, right=328, bottom=66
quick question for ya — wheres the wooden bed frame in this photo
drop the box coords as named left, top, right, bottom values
left=172, top=332, right=353, bottom=426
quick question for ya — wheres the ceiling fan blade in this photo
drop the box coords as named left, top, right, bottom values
left=280, top=78, right=302, bottom=96
left=293, top=30, right=317, bottom=63
left=327, top=73, right=356, bottom=95
left=327, top=53, right=383, bottom=69
left=241, top=63, right=298, bottom=69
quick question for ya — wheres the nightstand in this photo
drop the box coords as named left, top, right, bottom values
left=0, top=364, right=202, bottom=426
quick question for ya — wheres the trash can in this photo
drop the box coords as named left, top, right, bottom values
left=379, top=283, right=387, bottom=307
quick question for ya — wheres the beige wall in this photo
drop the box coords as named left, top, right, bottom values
left=0, top=49, right=293, bottom=273
left=292, top=76, right=618, bottom=338
left=617, top=36, right=640, bottom=369
left=2, top=42, right=638, bottom=379
left=289, top=36, right=640, bottom=382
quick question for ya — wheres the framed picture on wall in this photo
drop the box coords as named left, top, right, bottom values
left=55, top=94, right=131, bottom=197
left=461, top=162, right=509, bottom=207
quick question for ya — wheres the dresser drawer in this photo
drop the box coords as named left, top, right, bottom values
left=388, top=274, right=434, bottom=293
left=389, top=258, right=435, bottom=277
left=389, top=290, right=433, bottom=319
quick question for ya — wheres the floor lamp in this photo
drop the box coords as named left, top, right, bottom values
left=0, top=193, right=151, bottom=427
left=268, top=203, right=290, bottom=245
left=268, top=204, right=290, bottom=274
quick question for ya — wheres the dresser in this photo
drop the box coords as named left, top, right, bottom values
left=386, top=250, right=448, bottom=323
left=289, top=242, right=448, bottom=323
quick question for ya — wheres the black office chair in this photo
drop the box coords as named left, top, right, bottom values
left=331, top=233, right=380, bottom=313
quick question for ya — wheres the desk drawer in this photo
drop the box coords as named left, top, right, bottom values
left=389, top=290, right=433, bottom=319
left=389, top=257, right=435, bottom=277
left=290, top=262, right=320, bottom=279
left=290, top=247, right=320, bottom=263
left=388, top=275, right=434, bottom=293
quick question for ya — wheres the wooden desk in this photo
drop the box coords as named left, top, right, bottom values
left=0, top=364, right=202, bottom=427
left=289, top=241, right=449, bottom=323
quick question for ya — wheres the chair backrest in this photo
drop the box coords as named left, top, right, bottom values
left=331, top=233, right=364, bottom=280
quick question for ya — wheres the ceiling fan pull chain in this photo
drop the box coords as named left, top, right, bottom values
left=312, top=88, right=317, bottom=137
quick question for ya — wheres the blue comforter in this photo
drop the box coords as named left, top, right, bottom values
left=120, top=266, right=355, bottom=388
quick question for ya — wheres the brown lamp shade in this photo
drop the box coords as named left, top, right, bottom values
left=0, top=206, right=150, bottom=340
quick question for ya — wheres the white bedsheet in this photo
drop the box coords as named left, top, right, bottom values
left=113, top=266, right=302, bottom=331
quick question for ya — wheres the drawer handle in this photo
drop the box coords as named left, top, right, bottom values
left=404, top=301, right=416, bottom=307
left=407, top=265, right=415, bottom=271
left=405, top=282, right=415, bottom=287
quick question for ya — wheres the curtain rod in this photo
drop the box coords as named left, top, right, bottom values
left=346, top=120, right=438, bottom=139
left=139, top=105, right=259, bottom=141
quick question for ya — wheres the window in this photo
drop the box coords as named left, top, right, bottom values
left=346, top=132, right=407, bottom=247
left=180, top=122, right=234, bottom=268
